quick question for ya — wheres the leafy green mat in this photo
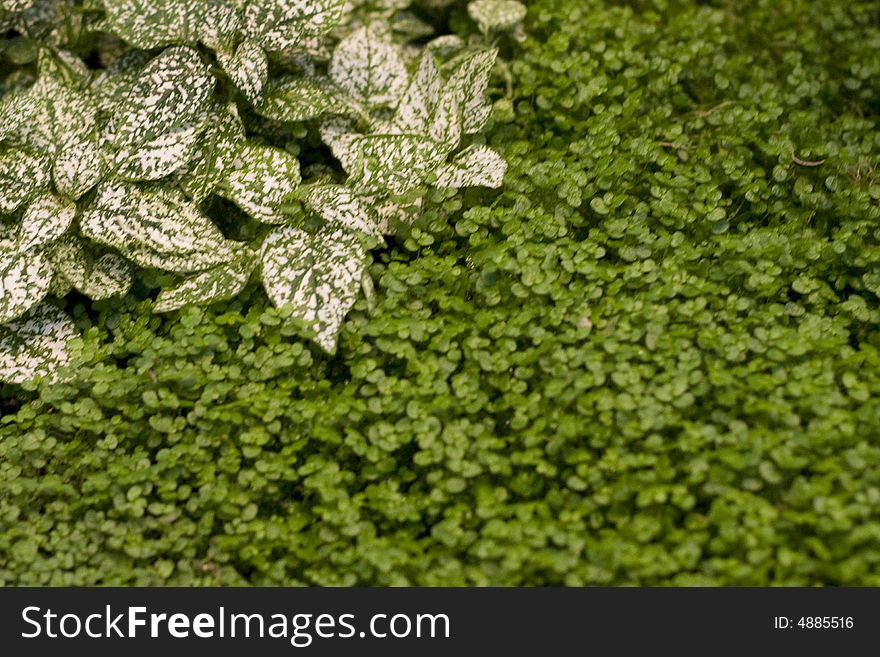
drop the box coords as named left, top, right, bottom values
left=2, top=0, right=880, bottom=585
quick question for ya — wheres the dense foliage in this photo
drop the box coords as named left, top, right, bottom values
left=2, top=0, right=880, bottom=585
left=0, top=0, right=515, bottom=380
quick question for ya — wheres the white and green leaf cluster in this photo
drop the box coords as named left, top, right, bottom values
left=312, top=26, right=507, bottom=232
left=467, top=0, right=527, bottom=35
left=0, top=0, right=514, bottom=383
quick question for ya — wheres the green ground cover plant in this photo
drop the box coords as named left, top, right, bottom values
left=1, top=0, right=880, bottom=585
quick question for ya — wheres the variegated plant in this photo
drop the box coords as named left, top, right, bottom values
left=0, top=0, right=524, bottom=383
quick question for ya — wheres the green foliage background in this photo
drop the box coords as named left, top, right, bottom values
left=3, top=0, right=880, bottom=585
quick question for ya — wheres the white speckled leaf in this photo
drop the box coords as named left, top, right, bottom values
left=34, top=84, right=98, bottom=152
left=293, top=35, right=333, bottom=59
left=46, top=238, right=90, bottom=289
left=390, top=12, right=435, bottom=40
left=176, top=102, right=245, bottom=203
left=154, top=255, right=254, bottom=312
left=304, top=184, right=381, bottom=236
left=425, top=34, right=466, bottom=56
left=90, top=50, right=154, bottom=114
left=99, top=0, right=190, bottom=47
left=115, top=121, right=205, bottom=181
left=391, top=51, right=441, bottom=133
left=467, top=0, right=526, bottom=33
left=430, top=82, right=463, bottom=146
left=81, top=182, right=241, bottom=273
left=105, top=46, right=214, bottom=151
left=18, top=193, right=76, bottom=251
left=48, top=273, right=73, bottom=298
left=243, top=0, right=344, bottom=52
left=220, top=144, right=301, bottom=224
left=258, top=77, right=344, bottom=123
left=47, top=238, right=134, bottom=300
left=0, top=249, right=52, bottom=324
left=260, top=225, right=367, bottom=352
left=5, top=58, right=99, bottom=153
left=52, top=134, right=108, bottom=199
left=82, top=254, right=134, bottom=299
left=197, top=1, right=241, bottom=50
left=330, top=25, right=408, bottom=107
left=372, top=195, right=423, bottom=233
left=0, top=93, right=36, bottom=144
left=0, top=150, right=50, bottom=214
left=448, top=48, right=497, bottom=134
left=434, top=144, right=506, bottom=188
left=0, top=303, right=78, bottom=384
left=353, top=134, right=446, bottom=194
left=100, top=0, right=239, bottom=50
left=217, top=39, right=268, bottom=105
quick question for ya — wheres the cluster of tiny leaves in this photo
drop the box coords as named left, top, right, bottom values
left=0, top=0, right=518, bottom=381
left=1, top=0, right=879, bottom=586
